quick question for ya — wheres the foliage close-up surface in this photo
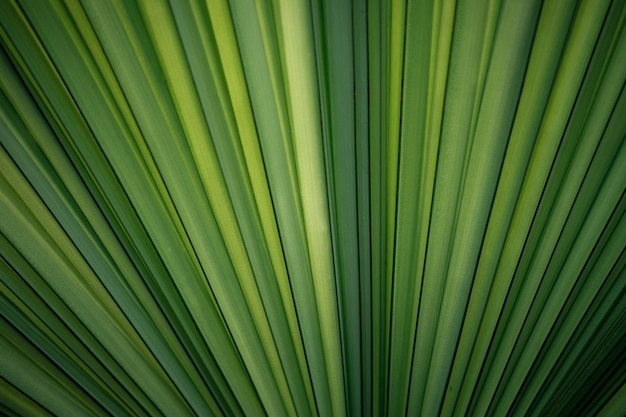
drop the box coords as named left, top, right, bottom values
left=1, top=0, right=625, bottom=416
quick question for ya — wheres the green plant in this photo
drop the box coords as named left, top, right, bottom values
left=1, top=0, right=625, bottom=416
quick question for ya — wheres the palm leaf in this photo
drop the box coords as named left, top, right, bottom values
left=1, top=0, right=625, bottom=416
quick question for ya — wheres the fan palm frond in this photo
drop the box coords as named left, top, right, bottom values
left=1, top=0, right=625, bottom=416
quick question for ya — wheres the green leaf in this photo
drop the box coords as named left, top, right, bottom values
left=1, top=0, right=624, bottom=416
